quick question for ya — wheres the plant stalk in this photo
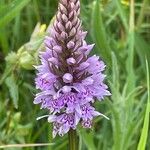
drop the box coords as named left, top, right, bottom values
left=68, top=129, right=78, bottom=150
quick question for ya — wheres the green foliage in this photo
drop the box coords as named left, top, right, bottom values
left=0, top=0, right=150, bottom=149
left=0, top=0, right=31, bottom=27
left=137, top=60, right=150, bottom=150
left=91, top=0, right=111, bottom=64
left=79, top=129, right=96, bottom=150
left=5, top=74, right=19, bottom=108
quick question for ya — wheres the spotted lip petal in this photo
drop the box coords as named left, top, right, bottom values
left=34, top=0, right=110, bottom=138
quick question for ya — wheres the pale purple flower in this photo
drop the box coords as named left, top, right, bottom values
left=34, top=0, right=111, bottom=138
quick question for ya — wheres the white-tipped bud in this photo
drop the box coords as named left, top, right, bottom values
left=57, top=12, right=61, bottom=20
left=67, top=41, right=75, bottom=49
left=63, top=73, right=73, bottom=83
left=66, top=21, right=72, bottom=30
left=70, top=28, right=76, bottom=36
left=61, top=31, right=68, bottom=39
left=69, top=11, right=74, bottom=19
left=77, top=8, right=80, bottom=16
left=67, top=57, right=76, bottom=65
left=72, top=15, right=78, bottom=25
left=62, top=14, right=68, bottom=22
left=59, top=3, right=67, bottom=15
left=61, top=0, right=67, bottom=5
left=70, top=2, right=75, bottom=10
left=76, top=1, right=80, bottom=12
left=57, top=22, right=65, bottom=31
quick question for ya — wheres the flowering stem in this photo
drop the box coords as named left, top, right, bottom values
left=68, top=129, right=78, bottom=150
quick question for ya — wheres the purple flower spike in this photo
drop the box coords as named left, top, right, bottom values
left=34, top=0, right=111, bottom=138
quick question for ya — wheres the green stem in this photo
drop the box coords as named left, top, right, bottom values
left=68, top=129, right=78, bottom=150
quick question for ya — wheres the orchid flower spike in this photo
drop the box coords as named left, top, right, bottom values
left=34, top=0, right=111, bottom=138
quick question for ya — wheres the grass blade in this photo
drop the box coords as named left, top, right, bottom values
left=126, top=0, right=135, bottom=92
left=79, top=129, right=96, bottom=150
left=137, top=60, right=150, bottom=150
left=0, top=0, right=31, bottom=27
left=91, top=0, right=111, bottom=64
left=114, top=0, right=128, bottom=31
left=135, top=33, right=150, bottom=73
left=136, top=0, right=149, bottom=29
left=0, top=143, right=54, bottom=149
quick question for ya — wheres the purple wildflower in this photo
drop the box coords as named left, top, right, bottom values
left=34, top=0, right=111, bottom=138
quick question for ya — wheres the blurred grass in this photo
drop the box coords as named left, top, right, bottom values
left=137, top=60, right=150, bottom=150
left=0, top=0, right=150, bottom=150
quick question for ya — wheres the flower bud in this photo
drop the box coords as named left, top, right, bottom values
left=19, top=51, right=34, bottom=70
left=67, top=57, right=76, bottom=65
left=63, top=73, right=73, bottom=83
left=5, top=52, right=18, bottom=64
left=67, top=41, right=75, bottom=49
left=53, top=45, right=62, bottom=53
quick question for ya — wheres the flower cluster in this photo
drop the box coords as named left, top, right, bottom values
left=34, top=0, right=110, bottom=138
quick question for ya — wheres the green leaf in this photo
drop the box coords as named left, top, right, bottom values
left=0, top=0, right=31, bottom=27
left=0, top=28, right=9, bottom=54
left=126, top=31, right=136, bottom=92
left=0, top=65, right=12, bottom=85
left=111, top=52, right=120, bottom=97
left=106, top=100, right=122, bottom=150
left=5, top=74, right=19, bottom=109
left=137, top=60, right=150, bottom=150
left=0, top=52, right=18, bottom=84
left=91, top=0, right=111, bottom=64
left=114, top=0, right=128, bottom=30
left=135, top=33, right=150, bottom=73
left=79, top=129, right=96, bottom=150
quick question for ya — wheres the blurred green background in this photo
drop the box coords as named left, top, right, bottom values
left=0, top=0, right=150, bottom=149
